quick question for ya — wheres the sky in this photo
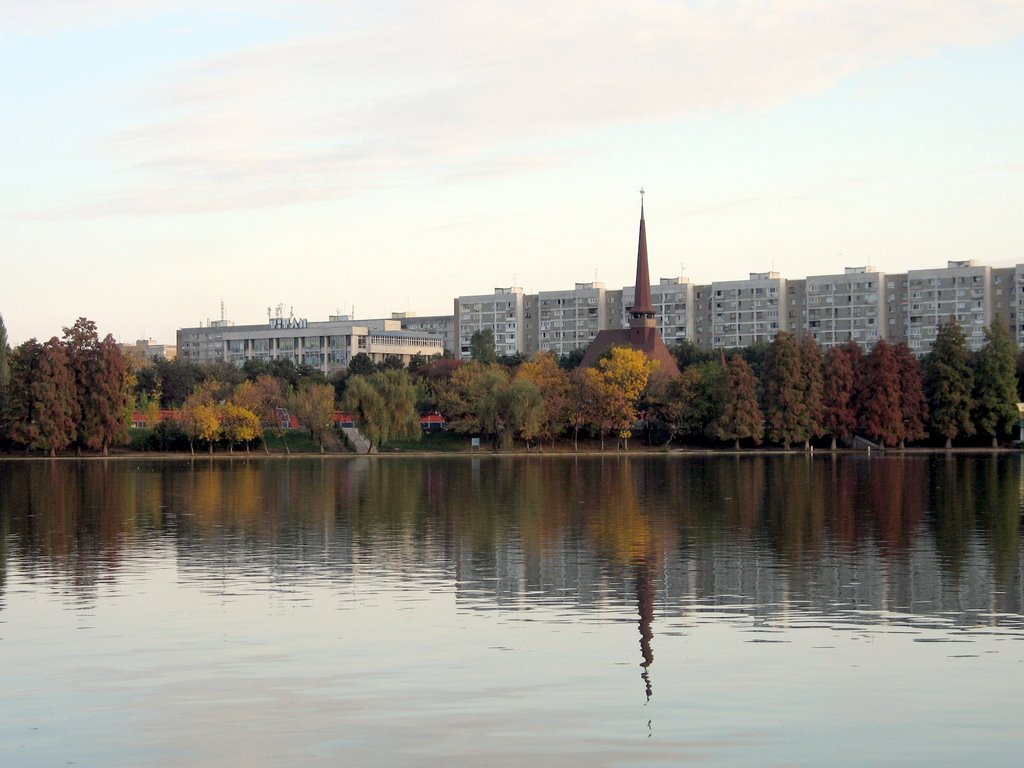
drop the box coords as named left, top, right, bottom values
left=2, top=0, right=1023, bottom=346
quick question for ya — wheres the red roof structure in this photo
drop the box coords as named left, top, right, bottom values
left=579, top=195, right=681, bottom=377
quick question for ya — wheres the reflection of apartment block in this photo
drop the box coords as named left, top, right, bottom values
left=454, top=287, right=526, bottom=360
left=622, top=277, right=696, bottom=346
left=178, top=315, right=444, bottom=372
left=804, top=267, right=885, bottom=349
left=536, top=282, right=606, bottom=355
left=902, top=261, right=991, bottom=354
left=705, top=272, right=787, bottom=349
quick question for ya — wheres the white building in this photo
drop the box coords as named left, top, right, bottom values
left=177, top=313, right=444, bottom=373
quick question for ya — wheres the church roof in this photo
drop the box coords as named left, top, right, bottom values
left=629, top=200, right=654, bottom=316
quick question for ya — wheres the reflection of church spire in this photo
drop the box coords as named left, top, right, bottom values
left=636, top=557, right=655, bottom=701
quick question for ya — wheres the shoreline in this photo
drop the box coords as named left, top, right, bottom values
left=1, top=445, right=1020, bottom=461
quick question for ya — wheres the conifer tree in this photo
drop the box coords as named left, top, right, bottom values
left=763, top=332, right=808, bottom=447
left=799, top=336, right=826, bottom=449
left=925, top=320, right=976, bottom=448
left=0, top=313, right=9, bottom=440
left=31, top=338, right=79, bottom=456
left=712, top=354, right=764, bottom=450
left=973, top=318, right=1018, bottom=447
left=858, top=339, right=902, bottom=447
left=822, top=342, right=861, bottom=450
left=893, top=342, right=928, bottom=448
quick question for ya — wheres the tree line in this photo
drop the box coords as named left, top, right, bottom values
left=1, top=313, right=1019, bottom=455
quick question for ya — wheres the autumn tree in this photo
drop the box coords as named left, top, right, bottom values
left=973, top=318, right=1018, bottom=447
left=799, top=336, right=826, bottom=449
left=858, top=339, right=903, bottom=447
left=822, top=342, right=861, bottom=450
left=35, top=338, right=81, bottom=456
left=763, top=332, right=809, bottom=447
left=0, top=313, right=9, bottom=426
left=925, top=320, right=976, bottom=448
left=710, top=354, right=764, bottom=449
left=516, top=352, right=570, bottom=447
left=180, top=388, right=221, bottom=455
left=565, top=367, right=599, bottom=450
left=893, top=342, right=928, bottom=447
left=219, top=403, right=261, bottom=453
left=599, top=347, right=657, bottom=449
left=234, top=375, right=287, bottom=452
left=62, top=318, right=131, bottom=455
left=497, top=378, right=545, bottom=450
left=288, top=382, right=337, bottom=452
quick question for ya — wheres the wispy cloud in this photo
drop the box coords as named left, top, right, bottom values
left=10, top=0, right=1024, bottom=218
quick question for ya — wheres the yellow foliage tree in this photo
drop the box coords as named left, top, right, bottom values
left=598, top=347, right=657, bottom=448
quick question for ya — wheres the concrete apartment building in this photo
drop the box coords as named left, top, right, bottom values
left=177, top=314, right=444, bottom=373
left=897, top=260, right=991, bottom=353
left=697, top=271, right=787, bottom=349
left=535, top=282, right=607, bottom=356
left=453, top=287, right=527, bottom=360
left=803, top=267, right=885, bottom=349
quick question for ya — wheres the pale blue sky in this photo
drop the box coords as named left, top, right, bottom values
left=2, top=1, right=1023, bottom=345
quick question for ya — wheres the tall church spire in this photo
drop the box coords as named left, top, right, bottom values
left=630, top=188, right=655, bottom=322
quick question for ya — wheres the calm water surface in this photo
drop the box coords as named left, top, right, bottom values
left=1, top=454, right=1022, bottom=767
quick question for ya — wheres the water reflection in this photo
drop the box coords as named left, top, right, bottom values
left=1, top=454, right=1023, bottom=626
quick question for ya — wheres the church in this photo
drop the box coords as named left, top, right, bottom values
left=579, top=196, right=681, bottom=377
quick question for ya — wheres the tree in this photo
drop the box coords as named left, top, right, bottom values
left=5, top=338, right=79, bottom=455
left=347, top=352, right=376, bottom=376
left=973, top=318, right=1018, bottom=447
left=598, top=347, right=657, bottom=449
left=61, top=319, right=131, bottom=455
left=181, top=401, right=221, bottom=455
left=288, top=382, right=336, bottom=452
left=763, top=332, right=809, bottom=447
left=515, top=352, right=570, bottom=447
left=645, top=366, right=702, bottom=445
left=858, top=339, right=903, bottom=447
left=822, top=342, right=861, bottom=450
left=0, top=313, right=9, bottom=441
left=893, top=342, right=928, bottom=447
left=343, top=369, right=420, bottom=451
left=710, top=354, right=764, bottom=449
left=799, top=336, right=826, bottom=449
left=233, top=375, right=286, bottom=452
left=219, top=403, right=261, bottom=453
left=470, top=329, right=497, bottom=364
left=497, top=377, right=545, bottom=450
left=925, top=320, right=976, bottom=448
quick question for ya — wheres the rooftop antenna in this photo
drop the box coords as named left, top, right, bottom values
left=220, top=300, right=225, bottom=323
left=267, top=306, right=272, bottom=320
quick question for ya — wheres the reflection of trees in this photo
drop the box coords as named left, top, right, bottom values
left=1, top=454, right=1022, bottom=626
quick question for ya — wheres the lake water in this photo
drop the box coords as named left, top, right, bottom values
left=1, top=454, right=1022, bottom=767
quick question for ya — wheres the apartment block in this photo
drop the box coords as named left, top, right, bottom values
left=702, top=272, right=787, bottom=349
left=902, top=260, right=991, bottom=353
left=536, top=282, right=607, bottom=356
left=804, top=267, right=885, bottom=349
left=454, top=287, right=526, bottom=360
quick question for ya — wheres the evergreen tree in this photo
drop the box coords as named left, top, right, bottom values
left=925, top=320, right=976, bottom=448
left=822, top=342, right=861, bottom=450
left=469, top=329, right=497, bottom=364
left=893, top=342, right=928, bottom=447
left=973, top=318, right=1018, bottom=447
left=711, top=354, right=764, bottom=450
left=763, top=332, right=808, bottom=447
left=858, top=339, right=902, bottom=447
left=5, top=339, right=43, bottom=451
